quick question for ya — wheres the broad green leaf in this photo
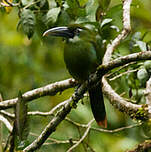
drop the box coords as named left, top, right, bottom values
left=18, top=9, right=35, bottom=39
left=106, top=4, right=123, bottom=29
left=35, top=12, right=47, bottom=37
left=56, top=9, right=71, bottom=26
left=98, top=0, right=111, bottom=10
left=15, top=91, right=29, bottom=142
left=85, top=0, right=98, bottom=22
left=45, top=7, right=61, bottom=26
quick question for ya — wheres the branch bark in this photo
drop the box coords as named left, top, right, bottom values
left=127, top=140, right=151, bottom=152
left=102, top=0, right=135, bottom=120
left=0, top=78, right=77, bottom=110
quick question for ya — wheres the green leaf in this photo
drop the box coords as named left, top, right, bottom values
left=15, top=91, right=29, bottom=142
left=98, top=0, right=111, bottom=10
left=56, top=9, right=71, bottom=26
left=132, top=32, right=142, bottom=41
left=137, top=68, right=149, bottom=85
left=85, top=0, right=98, bottom=22
left=142, top=121, right=151, bottom=138
left=110, top=25, right=120, bottom=32
left=18, top=9, right=35, bottom=39
left=100, top=18, right=112, bottom=28
left=144, top=60, right=151, bottom=73
left=21, top=0, right=34, bottom=6
left=106, top=4, right=123, bottom=29
left=66, top=0, right=86, bottom=19
left=136, top=40, right=147, bottom=51
left=45, top=7, right=61, bottom=26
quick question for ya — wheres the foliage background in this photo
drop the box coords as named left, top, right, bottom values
left=0, top=0, right=151, bottom=151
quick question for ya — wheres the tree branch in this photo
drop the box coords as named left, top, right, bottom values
left=102, top=0, right=136, bottom=120
left=65, top=117, right=142, bottom=133
left=0, top=115, right=12, bottom=132
left=127, top=140, right=151, bottom=152
left=145, top=77, right=151, bottom=117
left=1, top=51, right=151, bottom=111
left=0, top=78, right=77, bottom=110
left=103, top=0, right=132, bottom=64
left=66, top=119, right=94, bottom=152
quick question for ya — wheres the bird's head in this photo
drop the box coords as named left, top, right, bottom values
left=43, top=25, right=96, bottom=42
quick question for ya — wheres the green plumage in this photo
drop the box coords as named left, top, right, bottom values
left=64, top=38, right=98, bottom=81
left=43, top=26, right=107, bottom=127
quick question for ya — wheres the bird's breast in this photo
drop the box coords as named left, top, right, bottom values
left=64, top=40, right=98, bottom=81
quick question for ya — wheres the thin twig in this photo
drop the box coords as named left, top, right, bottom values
left=106, top=62, right=136, bottom=78
left=109, top=69, right=138, bottom=81
left=0, top=99, right=70, bottom=120
left=24, top=0, right=41, bottom=9
left=66, top=119, right=94, bottom=152
left=29, top=132, right=78, bottom=144
left=0, top=115, right=12, bottom=132
left=66, top=117, right=142, bottom=133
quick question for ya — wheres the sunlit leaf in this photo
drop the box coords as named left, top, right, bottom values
left=144, top=60, right=151, bottom=73
left=100, top=18, right=112, bottom=28
left=137, top=68, right=149, bottom=86
left=85, top=0, right=98, bottom=22
left=21, top=0, right=34, bottom=6
left=132, top=32, right=142, bottom=41
left=136, top=40, right=147, bottom=51
left=110, top=25, right=120, bottom=32
left=45, top=7, right=61, bottom=26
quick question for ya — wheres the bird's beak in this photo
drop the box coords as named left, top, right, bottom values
left=43, top=27, right=74, bottom=38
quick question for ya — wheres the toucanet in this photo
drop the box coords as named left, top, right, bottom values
left=43, top=25, right=107, bottom=127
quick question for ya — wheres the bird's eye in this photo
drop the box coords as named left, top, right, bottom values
left=74, top=28, right=82, bottom=36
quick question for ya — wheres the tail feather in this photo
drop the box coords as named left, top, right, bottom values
left=88, top=83, right=107, bottom=128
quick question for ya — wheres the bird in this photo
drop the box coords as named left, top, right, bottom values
left=43, top=25, right=107, bottom=127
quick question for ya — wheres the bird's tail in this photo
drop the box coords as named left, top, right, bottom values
left=88, top=83, right=107, bottom=128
